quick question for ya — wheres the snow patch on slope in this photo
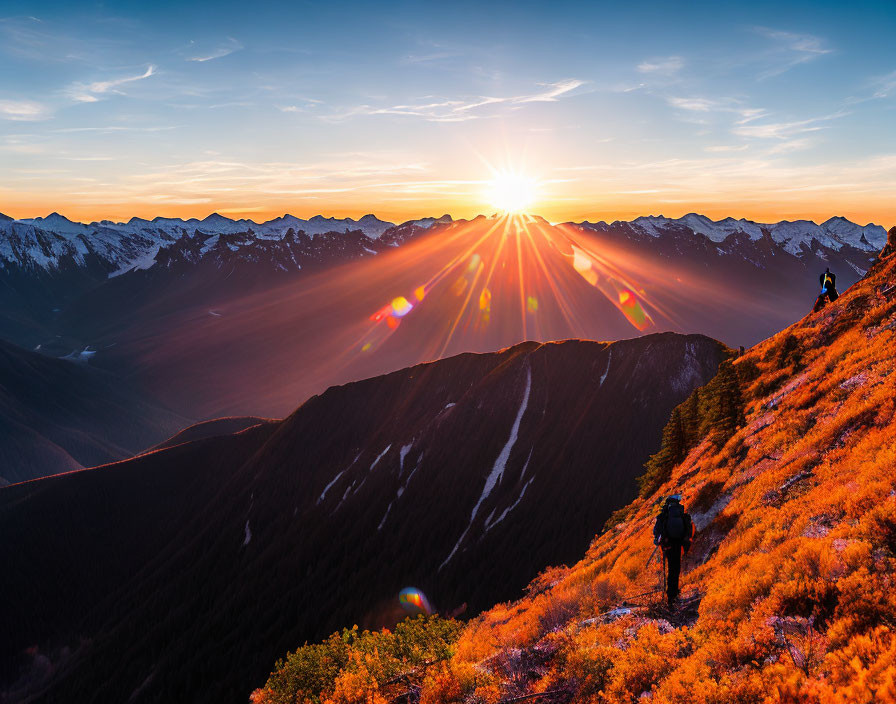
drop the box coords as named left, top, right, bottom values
left=317, top=470, right=346, bottom=505
left=370, top=445, right=392, bottom=470
left=440, top=367, right=532, bottom=570
left=485, top=477, right=534, bottom=532
left=599, top=350, right=612, bottom=386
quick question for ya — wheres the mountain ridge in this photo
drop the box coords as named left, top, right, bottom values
left=0, top=331, right=728, bottom=703
left=0, top=337, right=191, bottom=484
left=252, top=240, right=896, bottom=704
left=1, top=211, right=886, bottom=275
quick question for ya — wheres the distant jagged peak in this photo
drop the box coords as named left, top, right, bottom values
left=19, top=212, right=91, bottom=236
left=25, top=211, right=78, bottom=225
left=201, top=212, right=234, bottom=223
left=574, top=212, right=887, bottom=253
left=402, top=214, right=453, bottom=228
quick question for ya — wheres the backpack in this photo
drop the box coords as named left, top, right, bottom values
left=661, top=501, right=689, bottom=541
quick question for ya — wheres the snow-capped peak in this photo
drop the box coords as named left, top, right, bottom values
left=404, top=214, right=453, bottom=229
left=20, top=212, right=91, bottom=237
left=618, top=213, right=884, bottom=253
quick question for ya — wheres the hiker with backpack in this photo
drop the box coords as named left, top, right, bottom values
left=653, top=495, right=694, bottom=606
left=813, top=267, right=839, bottom=312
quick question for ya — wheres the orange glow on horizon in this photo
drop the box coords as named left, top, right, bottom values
left=1, top=197, right=891, bottom=230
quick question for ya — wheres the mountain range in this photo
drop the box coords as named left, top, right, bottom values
left=0, top=211, right=885, bottom=275
left=1, top=210, right=886, bottom=421
left=1, top=211, right=890, bottom=483
left=0, top=332, right=727, bottom=703
left=38, top=213, right=895, bottom=417
left=1, top=224, right=894, bottom=704
left=250, top=227, right=896, bottom=704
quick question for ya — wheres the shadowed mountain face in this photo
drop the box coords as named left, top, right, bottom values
left=32, top=214, right=875, bottom=420
left=0, top=339, right=190, bottom=485
left=150, top=416, right=276, bottom=451
left=0, top=332, right=727, bottom=704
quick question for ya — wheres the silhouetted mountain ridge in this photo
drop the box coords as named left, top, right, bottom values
left=0, top=331, right=728, bottom=703
left=0, top=338, right=190, bottom=484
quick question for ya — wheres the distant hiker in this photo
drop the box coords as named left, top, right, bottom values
left=813, top=267, right=839, bottom=312
left=653, top=495, right=694, bottom=606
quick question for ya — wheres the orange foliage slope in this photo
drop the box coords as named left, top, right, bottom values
left=256, top=250, right=896, bottom=704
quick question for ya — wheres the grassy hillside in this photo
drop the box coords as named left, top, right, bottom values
left=253, top=248, right=896, bottom=703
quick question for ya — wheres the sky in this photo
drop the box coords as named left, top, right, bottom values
left=0, top=0, right=894, bottom=226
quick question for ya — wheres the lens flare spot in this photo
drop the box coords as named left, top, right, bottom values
left=391, top=296, right=413, bottom=317
left=617, top=288, right=650, bottom=330
left=467, top=253, right=482, bottom=272
left=414, top=286, right=426, bottom=301
left=572, top=246, right=592, bottom=274
left=399, top=587, right=432, bottom=616
left=371, top=304, right=392, bottom=323
left=479, top=287, right=492, bottom=311
left=571, top=246, right=599, bottom=286
left=527, top=295, right=538, bottom=314
left=361, top=342, right=373, bottom=352
left=386, top=316, right=400, bottom=330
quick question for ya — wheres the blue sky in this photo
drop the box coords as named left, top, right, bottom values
left=0, top=0, right=894, bottom=224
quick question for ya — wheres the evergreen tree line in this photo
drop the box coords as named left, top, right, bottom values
left=637, top=358, right=747, bottom=498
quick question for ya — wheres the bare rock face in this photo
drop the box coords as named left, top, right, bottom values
left=880, top=225, right=896, bottom=259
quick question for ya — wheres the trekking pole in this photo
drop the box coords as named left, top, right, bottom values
left=660, top=549, right=667, bottom=601
left=646, top=544, right=659, bottom=568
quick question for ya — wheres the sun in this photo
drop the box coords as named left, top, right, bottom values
left=486, top=171, right=537, bottom=214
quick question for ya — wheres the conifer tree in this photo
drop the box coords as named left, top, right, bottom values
left=709, top=360, right=745, bottom=443
left=680, top=388, right=701, bottom=446
left=638, top=406, right=687, bottom=496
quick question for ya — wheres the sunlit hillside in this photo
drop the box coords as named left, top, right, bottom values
left=253, top=239, right=896, bottom=703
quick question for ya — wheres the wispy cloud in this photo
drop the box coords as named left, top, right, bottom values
left=278, top=99, right=323, bottom=113
left=704, top=144, right=749, bottom=153
left=402, top=50, right=463, bottom=65
left=67, top=65, right=156, bottom=103
left=52, top=125, right=176, bottom=133
left=331, top=79, right=585, bottom=122
left=870, top=70, right=896, bottom=99
left=552, top=152, right=896, bottom=215
left=667, top=96, right=768, bottom=123
left=0, top=99, right=50, bottom=121
left=754, top=28, right=832, bottom=79
left=516, top=79, right=586, bottom=103
left=733, top=111, right=847, bottom=139
left=842, top=69, right=896, bottom=105
left=767, top=137, right=814, bottom=154
left=667, top=96, right=716, bottom=112
left=637, top=56, right=683, bottom=75
left=188, top=37, right=243, bottom=62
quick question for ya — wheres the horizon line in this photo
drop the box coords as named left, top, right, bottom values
left=3, top=209, right=892, bottom=230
